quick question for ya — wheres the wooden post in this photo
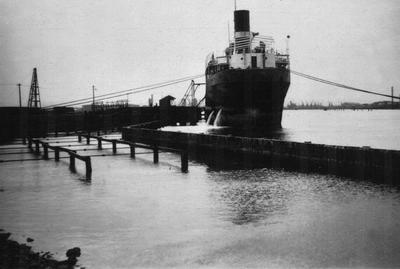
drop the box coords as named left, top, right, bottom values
left=97, top=138, right=102, bottom=150
left=181, top=150, right=188, bottom=172
left=85, top=157, right=92, bottom=180
left=43, top=143, right=49, bottom=160
left=22, top=137, right=26, bottom=145
left=112, top=140, right=117, bottom=154
left=69, top=154, right=76, bottom=172
left=78, top=134, right=82, bottom=143
left=35, top=141, right=40, bottom=155
left=28, top=138, right=32, bottom=149
left=55, top=148, right=60, bottom=161
left=86, top=134, right=90, bottom=145
left=153, top=144, right=159, bottom=163
left=97, top=130, right=100, bottom=136
left=130, top=144, right=135, bottom=158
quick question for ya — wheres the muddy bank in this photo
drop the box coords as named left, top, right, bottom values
left=0, top=230, right=83, bottom=269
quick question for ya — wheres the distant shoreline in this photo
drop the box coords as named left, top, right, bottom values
left=285, top=100, right=400, bottom=110
left=284, top=107, right=400, bottom=110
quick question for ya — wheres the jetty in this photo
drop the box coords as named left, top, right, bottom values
left=122, top=125, right=400, bottom=185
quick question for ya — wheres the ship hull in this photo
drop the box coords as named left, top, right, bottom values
left=206, top=68, right=290, bottom=129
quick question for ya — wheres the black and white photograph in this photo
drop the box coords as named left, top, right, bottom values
left=0, top=0, right=399, bottom=268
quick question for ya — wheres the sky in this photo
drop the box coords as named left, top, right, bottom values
left=0, top=0, right=399, bottom=107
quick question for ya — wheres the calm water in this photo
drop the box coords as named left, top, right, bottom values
left=164, top=109, right=400, bottom=150
left=282, top=110, right=400, bottom=150
left=1, top=110, right=400, bottom=268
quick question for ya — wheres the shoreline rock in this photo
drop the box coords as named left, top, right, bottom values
left=0, top=231, right=84, bottom=269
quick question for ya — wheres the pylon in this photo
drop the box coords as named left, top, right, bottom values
left=28, top=68, right=41, bottom=108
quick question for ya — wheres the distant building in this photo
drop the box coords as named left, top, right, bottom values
left=52, top=106, right=74, bottom=113
left=159, top=95, right=175, bottom=108
left=81, top=100, right=129, bottom=112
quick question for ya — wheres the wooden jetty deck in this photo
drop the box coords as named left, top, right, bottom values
left=16, top=133, right=189, bottom=180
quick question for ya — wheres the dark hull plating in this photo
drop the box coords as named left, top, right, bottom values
left=206, top=68, right=290, bottom=129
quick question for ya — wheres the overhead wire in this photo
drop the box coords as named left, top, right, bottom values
left=10, top=67, right=398, bottom=109
left=44, top=73, right=204, bottom=108
left=290, top=70, right=400, bottom=100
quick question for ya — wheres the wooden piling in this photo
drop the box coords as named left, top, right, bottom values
left=69, top=155, right=76, bottom=172
left=54, top=148, right=60, bottom=161
left=86, top=134, right=90, bottom=145
left=22, top=137, right=26, bottom=145
left=78, top=134, right=82, bottom=143
left=97, top=138, right=102, bottom=150
left=35, top=140, right=40, bottom=155
left=85, top=157, right=92, bottom=180
left=112, top=140, right=117, bottom=154
left=43, top=143, right=49, bottom=160
left=181, top=151, right=188, bottom=172
left=28, top=138, right=32, bottom=149
left=130, top=144, right=135, bottom=158
left=153, top=144, right=159, bottom=163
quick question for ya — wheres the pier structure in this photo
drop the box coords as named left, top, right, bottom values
left=122, top=126, right=400, bottom=185
left=78, top=132, right=189, bottom=172
left=21, top=131, right=189, bottom=180
left=0, top=105, right=203, bottom=144
left=28, top=138, right=92, bottom=180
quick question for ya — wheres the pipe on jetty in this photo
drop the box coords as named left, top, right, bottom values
left=121, top=127, right=400, bottom=185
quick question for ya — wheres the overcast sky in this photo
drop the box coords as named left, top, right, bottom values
left=0, top=0, right=399, bottom=107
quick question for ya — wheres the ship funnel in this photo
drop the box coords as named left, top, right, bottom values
left=234, top=10, right=250, bottom=32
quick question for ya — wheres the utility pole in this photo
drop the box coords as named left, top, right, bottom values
left=17, top=83, right=22, bottom=108
left=228, top=21, right=230, bottom=44
left=92, top=85, right=95, bottom=111
left=391, top=86, right=394, bottom=109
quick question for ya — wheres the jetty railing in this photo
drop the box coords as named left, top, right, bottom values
left=25, top=130, right=189, bottom=180
left=28, top=138, right=92, bottom=180
left=77, top=132, right=189, bottom=172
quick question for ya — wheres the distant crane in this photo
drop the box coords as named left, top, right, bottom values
left=27, top=68, right=41, bottom=108
left=179, top=80, right=205, bottom=106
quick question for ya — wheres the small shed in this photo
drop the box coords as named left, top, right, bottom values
left=159, top=95, right=175, bottom=108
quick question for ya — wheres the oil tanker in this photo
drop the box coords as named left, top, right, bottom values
left=205, top=9, right=290, bottom=129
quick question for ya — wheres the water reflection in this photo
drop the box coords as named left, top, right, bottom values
left=2, top=129, right=400, bottom=268
left=208, top=169, right=290, bottom=225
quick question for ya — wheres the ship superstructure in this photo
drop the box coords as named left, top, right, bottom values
left=205, top=10, right=290, bottom=129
